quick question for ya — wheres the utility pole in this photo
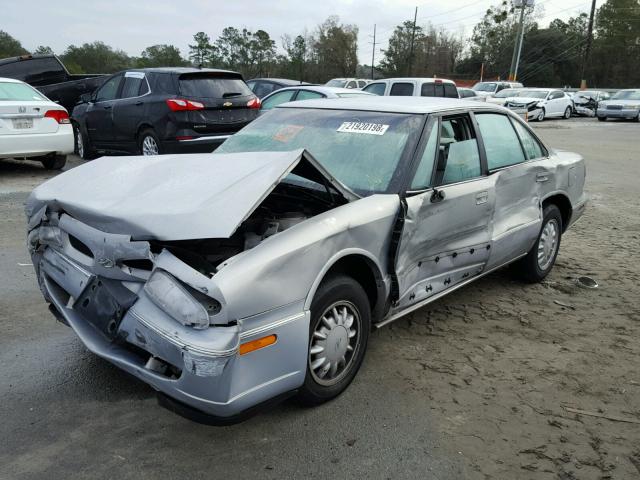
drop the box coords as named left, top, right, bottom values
left=508, top=0, right=528, bottom=81
left=407, top=6, right=418, bottom=76
left=370, top=24, right=377, bottom=80
left=580, top=0, right=597, bottom=89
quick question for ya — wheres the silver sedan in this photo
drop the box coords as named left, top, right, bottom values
left=26, top=97, right=587, bottom=424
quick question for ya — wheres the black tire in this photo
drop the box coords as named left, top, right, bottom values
left=40, top=154, right=66, bottom=170
left=138, top=128, right=162, bottom=156
left=297, top=274, right=371, bottom=406
left=536, top=108, right=545, bottom=122
left=634, top=112, right=640, bottom=123
left=598, top=116, right=607, bottom=122
left=74, top=123, right=97, bottom=160
left=563, top=106, right=572, bottom=119
left=513, top=204, right=563, bottom=283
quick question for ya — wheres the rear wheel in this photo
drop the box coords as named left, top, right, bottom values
left=297, top=274, right=371, bottom=406
left=513, top=204, right=562, bottom=283
left=138, top=129, right=162, bottom=156
left=41, top=154, right=66, bottom=170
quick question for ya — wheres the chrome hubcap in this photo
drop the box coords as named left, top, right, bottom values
left=538, top=111, right=545, bottom=121
left=309, top=301, right=361, bottom=386
left=537, top=219, right=559, bottom=270
left=142, top=136, right=158, bottom=155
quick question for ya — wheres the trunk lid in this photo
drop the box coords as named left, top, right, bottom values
left=0, top=100, right=62, bottom=135
left=27, top=149, right=357, bottom=241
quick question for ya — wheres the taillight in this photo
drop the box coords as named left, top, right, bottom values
left=247, top=97, right=261, bottom=109
left=44, top=110, right=70, bottom=124
left=165, top=98, right=205, bottom=111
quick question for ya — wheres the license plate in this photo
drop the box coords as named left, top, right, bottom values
left=12, top=118, right=33, bottom=129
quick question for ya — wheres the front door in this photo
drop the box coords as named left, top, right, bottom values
left=85, top=73, right=123, bottom=146
left=394, top=114, right=495, bottom=311
left=112, top=71, right=149, bottom=149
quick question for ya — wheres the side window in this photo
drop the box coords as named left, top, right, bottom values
left=550, top=91, right=562, bottom=99
left=410, top=121, right=439, bottom=190
left=475, top=113, right=526, bottom=169
left=121, top=72, right=146, bottom=99
left=346, top=81, right=357, bottom=89
left=363, top=82, right=385, bottom=95
left=246, top=80, right=257, bottom=92
left=253, top=81, right=275, bottom=98
left=436, top=116, right=481, bottom=185
left=421, top=83, right=435, bottom=97
left=95, top=74, right=123, bottom=102
left=261, top=89, right=296, bottom=110
left=444, top=84, right=458, bottom=98
left=358, top=80, right=367, bottom=88
left=295, top=90, right=325, bottom=101
left=512, top=120, right=545, bottom=160
left=390, top=82, right=414, bottom=96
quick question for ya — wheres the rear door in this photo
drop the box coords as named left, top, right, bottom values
left=177, top=72, right=258, bottom=135
left=85, top=73, right=123, bottom=145
left=394, top=113, right=495, bottom=311
left=112, top=71, right=150, bottom=147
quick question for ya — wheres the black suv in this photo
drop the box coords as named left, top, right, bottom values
left=71, top=68, right=260, bottom=158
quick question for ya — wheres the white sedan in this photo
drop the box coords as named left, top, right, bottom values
left=0, top=77, right=73, bottom=169
left=503, top=88, right=573, bottom=122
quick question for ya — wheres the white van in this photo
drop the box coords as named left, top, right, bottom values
left=362, top=77, right=459, bottom=98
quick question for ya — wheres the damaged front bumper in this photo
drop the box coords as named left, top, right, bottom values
left=29, top=212, right=308, bottom=423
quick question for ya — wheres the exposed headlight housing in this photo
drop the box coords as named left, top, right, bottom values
left=144, top=269, right=213, bottom=329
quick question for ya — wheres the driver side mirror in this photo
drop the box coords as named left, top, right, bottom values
left=80, top=93, right=93, bottom=103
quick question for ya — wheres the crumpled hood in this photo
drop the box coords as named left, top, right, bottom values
left=27, top=149, right=349, bottom=241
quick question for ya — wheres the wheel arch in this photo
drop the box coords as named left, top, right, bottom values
left=541, top=192, right=572, bottom=232
left=136, top=123, right=155, bottom=140
left=304, top=249, right=389, bottom=325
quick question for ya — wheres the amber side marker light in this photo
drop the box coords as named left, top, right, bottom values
left=239, top=334, right=277, bottom=355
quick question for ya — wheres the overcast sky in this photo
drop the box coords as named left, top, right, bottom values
left=3, top=0, right=601, bottom=64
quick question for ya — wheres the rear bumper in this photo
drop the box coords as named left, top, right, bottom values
left=597, top=108, right=639, bottom=119
left=162, top=134, right=231, bottom=154
left=0, top=125, right=74, bottom=159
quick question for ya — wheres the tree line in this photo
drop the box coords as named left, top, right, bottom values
left=1, top=0, right=638, bottom=87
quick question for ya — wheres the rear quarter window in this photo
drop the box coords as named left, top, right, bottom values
left=179, top=75, right=253, bottom=98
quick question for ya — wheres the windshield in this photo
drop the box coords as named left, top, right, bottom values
left=0, top=82, right=46, bottom=101
left=473, top=82, right=497, bottom=92
left=518, top=90, right=549, bottom=99
left=326, top=79, right=347, bottom=88
left=217, top=108, right=423, bottom=195
left=611, top=90, right=640, bottom=100
left=495, top=89, right=520, bottom=98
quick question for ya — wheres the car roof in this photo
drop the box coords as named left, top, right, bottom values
left=125, top=67, right=239, bottom=75
left=371, top=77, right=456, bottom=85
left=278, top=96, right=501, bottom=114
left=250, top=78, right=311, bottom=85
left=0, top=76, right=24, bottom=83
left=273, top=85, right=372, bottom=96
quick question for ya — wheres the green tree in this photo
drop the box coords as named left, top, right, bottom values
left=33, top=45, right=54, bottom=55
left=188, top=32, right=217, bottom=67
left=60, top=41, right=131, bottom=73
left=313, top=16, right=359, bottom=80
left=282, top=34, right=308, bottom=81
left=0, top=30, right=28, bottom=58
left=137, top=44, right=188, bottom=67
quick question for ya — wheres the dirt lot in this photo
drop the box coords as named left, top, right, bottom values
left=1, top=118, right=638, bottom=479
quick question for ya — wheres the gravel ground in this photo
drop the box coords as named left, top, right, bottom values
left=0, top=117, right=638, bottom=479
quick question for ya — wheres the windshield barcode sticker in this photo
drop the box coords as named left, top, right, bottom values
left=337, top=122, right=389, bottom=135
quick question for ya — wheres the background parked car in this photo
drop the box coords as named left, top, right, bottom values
left=596, top=89, right=640, bottom=122
left=259, top=85, right=372, bottom=112
left=504, top=88, right=573, bottom=121
left=71, top=67, right=260, bottom=158
left=571, top=90, right=610, bottom=117
left=325, top=78, right=370, bottom=89
left=247, top=78, right=313, bottom=99
left=0, top=77, right=73, bottom=169
left=362, top=78, right=459, bottom=98
left=0, top=55, right=106, bottom=114
left=458, top=87, right=486, bottom=101
left=472, top=81, right=523, bottom=97
left=484, top=88, right=524, bottom=106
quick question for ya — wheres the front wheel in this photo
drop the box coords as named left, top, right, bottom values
left=297, top=274, right=371, bottom=406
left=74, top=123, right=96, bottom=160
left=598, top=116, right=607, bottom=122
left=536, top=109, right=545, bottom=122
left=513, top=204, right=563, bottom=283
left=563, top=107, right=572, bottom=119
left=138, top=129, right=162, bottom=156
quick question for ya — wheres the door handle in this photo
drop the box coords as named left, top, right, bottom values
left=103, top=105, right=112, bottom=110
left=536, top=173, right=549, bottom=183
left=475, top=191, right=488, bottom=205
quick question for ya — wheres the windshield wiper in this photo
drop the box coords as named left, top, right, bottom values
left=222, top=92, right=243, bottom=98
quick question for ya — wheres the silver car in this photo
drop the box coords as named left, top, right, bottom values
left=596, top=89, right=640, bottom=121
left=26, top=97, right=587, bottom=424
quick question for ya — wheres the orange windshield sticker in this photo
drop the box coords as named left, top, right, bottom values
left=273, top=125, right=304, bottom=143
